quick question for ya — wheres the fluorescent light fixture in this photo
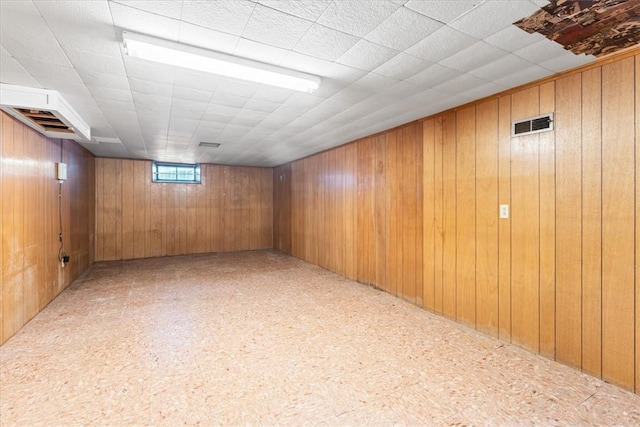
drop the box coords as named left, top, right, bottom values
left=122, top=31, right=321, bottom=93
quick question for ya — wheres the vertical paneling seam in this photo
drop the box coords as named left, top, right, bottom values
left=474, top=106, right=478, bottom=328
left=600, top=64, right=604, bottom=380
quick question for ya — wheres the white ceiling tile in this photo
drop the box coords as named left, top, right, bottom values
left=440, top=41, right=508, bottom=73
left=406, top=63, right=463, bottom=87
left=0, top=0, right=41, bottom=16
left=1, top=46, right=11, bottom=56
left=203, top=104, right=242, bottom=122
left=539, top=53, right=595, bottom=72
left=317, top=0, right=400, bottom=37
left=231, top=113, right=267, bottom=127
left=233, top=38, right=290, bottom=64
left=95, top=98, right=136, bottom=112
left=171, top=99, right=209, bottom=118
left=242, top=4, right=312, bottom=49
left=257, top=0, right=333, bottom=21
left=405, top=0, right=480, bottom=23
left=109, top=0, right=183, bottom=19
left=130, top=78, right=173, bottom=97
left=450, top=0, right=540, bottom=39
left=214, top=78, right=259, bottom=98
left=181, top=0, right=255, bottom=36
left=378, top=80, right=422, bottom=99
left=211, top=93, right=250, bottom=108
left=456, top=81, right=505, bottom=102
left=35, top=1, right=120, bottom=56
left=132, top=92, right=172, bottom=108
left=365, top=7, right=442, bottom=50
left=514, top=38, right=569, bottom=63
left=336, top=39, right=399, bottom=71
left=109, top=1, right=180, bottom=41
left=251, top=86, right=293, bottom=103
left=64, top=49, right=126, bottom=75
left=169, top=117, right=201, bottom=133
left=406, top=26, right=478, bottom=62
left=0, top=55, right=41, bottom=87
left=280, top=51, right=366, bottom=84
left=244, top=98, right=280, bottom=113
left=178, top=23, right=240, bottom=55
left=17, top=58, right=77, bottom=80
left=87, top=85, right=133, bottom=103
left=284, top=92, right=324, bottom=108
left=0, top=8, right=58, bottom=55
left=470, top=55, right=542, bottom=83
left=351, top=72, right=399, bottom=93
left=172, top=86, right=213, bottom=103
left=78, top=70, right=130, bottom=90
left=373, top=53, right=432, bottom=80
left=37, top=79, right=91, bottom=98
left=494, top=64, right=553, bottom=89
left=293, top=24, right=359, bottom=61
left=1, top=24, right=72, bottom=66
left=433, top=73, right=488, bottom=94
left=483, top=25, right=546, bottom=52
left=173, top=69, right=221, bottom=91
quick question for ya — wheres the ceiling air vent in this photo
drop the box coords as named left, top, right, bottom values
left=199, top=142, right=220, bottom=148
left=0, top=83, right=90, bottom=141
left=512, top=113, right=554, bottom=137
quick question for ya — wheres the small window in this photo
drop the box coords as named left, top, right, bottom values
left=152, top=161, right=201, bottom=184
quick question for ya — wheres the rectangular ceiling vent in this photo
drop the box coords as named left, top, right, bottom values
left=0, top=83, right=91, bottom=141
left=512, top=113, right=554, bottom=137
left=199, top=142, right=220, bottom=148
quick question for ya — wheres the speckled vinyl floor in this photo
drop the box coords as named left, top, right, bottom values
left=1, top=250, right=639, bottom=426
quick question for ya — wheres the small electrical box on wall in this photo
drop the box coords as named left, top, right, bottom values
left=56, top=162, right=67, bottom=182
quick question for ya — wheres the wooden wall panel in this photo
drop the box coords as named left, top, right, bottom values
left=497, top=96, right=512, bottom=342
left=555, top=74, right=583, bottom=368
left=510, top=87, right=541, bottom=354
left=442, top=112, right=457, bottom=319
left=357, top=140, right=375, bottom=285
left=601, top=57, right=635, bottom=391
left=538, top=82, right=556, bottom=359
left=387, top=130, right=400, bottom=297
left=374, top=135, right=388, bottom=290
left=401, top=124, right=420, bottom=304
left=636, top=54, right=640, bottom=394
left=271, top=49, right=640, bottom=394
left=581, top=67, right=602, bottom=378
left=422, top=119, right=436, bottom=311
left=434, top=116, right=444, bottom=315
left=475, top=100, right=499, bottom=337
left=95, top=160, right=273, bottom=261
left=455, top=107, right=476, bottom=327
left=1, top=111, right=94, bottom=345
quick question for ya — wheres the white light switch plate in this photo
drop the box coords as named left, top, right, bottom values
left=500, top=204, right=509, bottom=219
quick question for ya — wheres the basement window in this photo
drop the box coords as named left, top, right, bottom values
left=152, top=161, right=201, bottom=184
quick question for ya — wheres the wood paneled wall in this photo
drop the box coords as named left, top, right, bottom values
left=95, top=159, right=273, bottom=261
left=1, top=111, right=95, bottom=345
left=274, top=50, right=640, bottom=393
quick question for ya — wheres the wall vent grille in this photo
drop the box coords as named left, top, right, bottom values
left=512, top=113, right=554, bottom=137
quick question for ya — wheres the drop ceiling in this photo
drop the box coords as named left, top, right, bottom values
left=0, top=0, right=599, bottom=167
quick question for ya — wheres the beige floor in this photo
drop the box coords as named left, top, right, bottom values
left=1, top=250, right=638, bottom=426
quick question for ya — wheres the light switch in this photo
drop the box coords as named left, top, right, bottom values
left=500, top=204, right=509, bottom=219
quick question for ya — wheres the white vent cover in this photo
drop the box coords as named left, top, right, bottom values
left=512, top=113, right=554, bottom=137
left=0, top=83, right=91, bottom=141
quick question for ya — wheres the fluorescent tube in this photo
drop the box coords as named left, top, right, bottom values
left=122, top=31, right=321, bottom=93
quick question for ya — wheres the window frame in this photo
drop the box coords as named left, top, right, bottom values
left=152, top=161, right=201, bottom=184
